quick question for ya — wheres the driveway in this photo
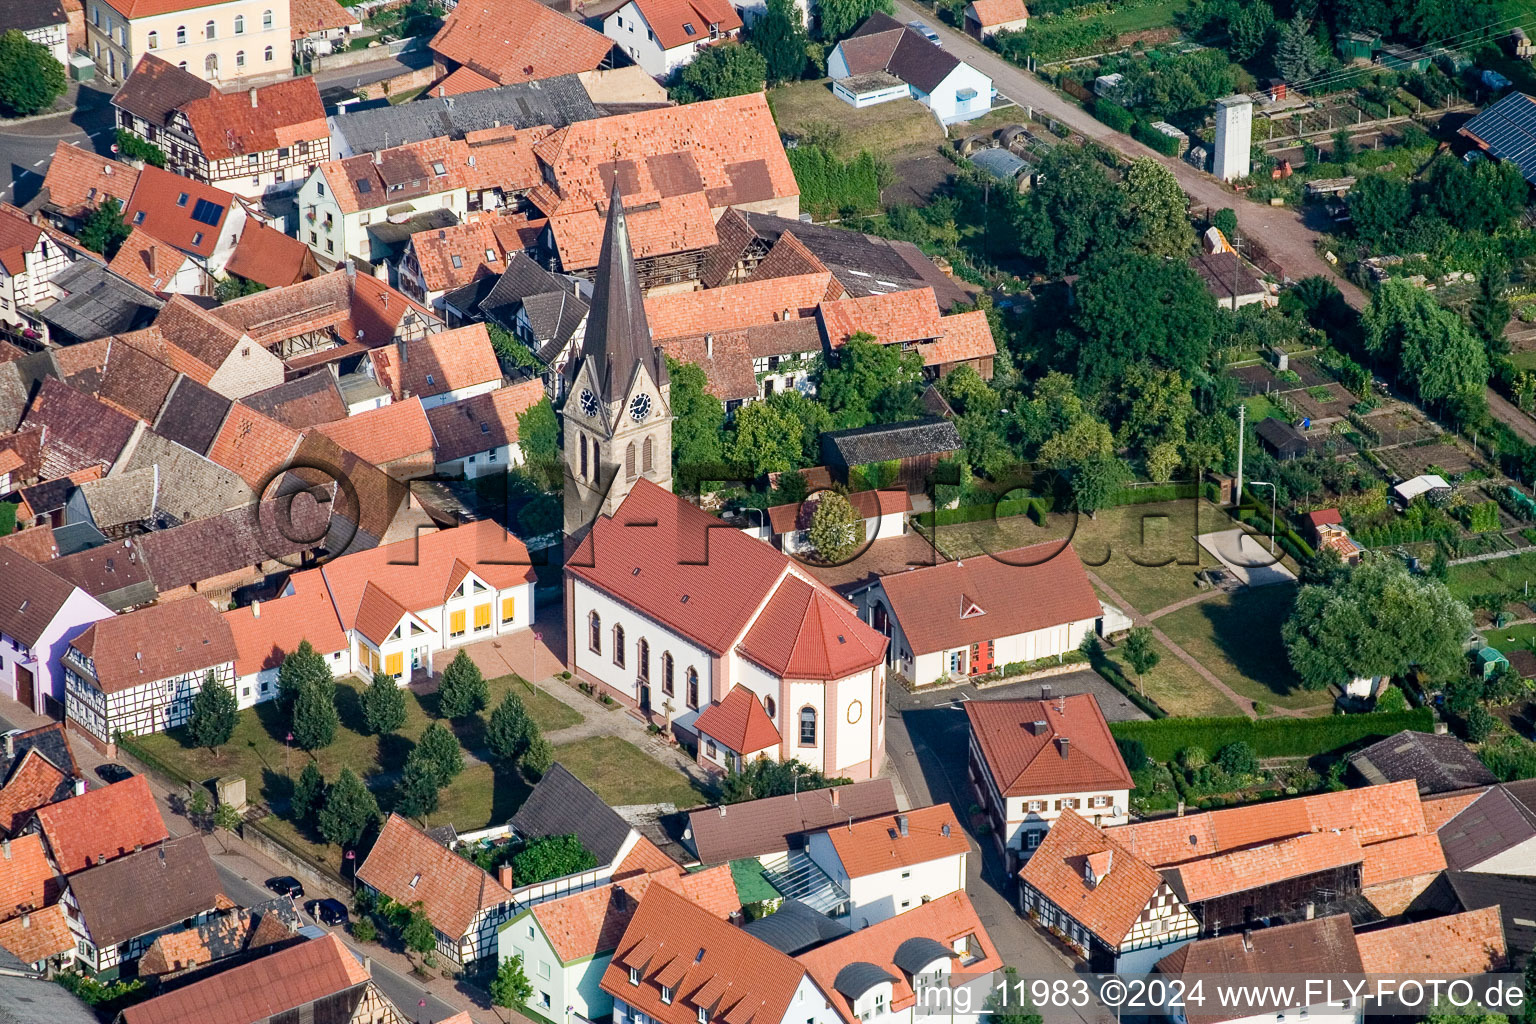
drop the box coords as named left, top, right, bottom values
left=1197, top=529, right=1298, bottom=586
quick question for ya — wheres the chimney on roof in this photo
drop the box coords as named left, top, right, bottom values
left=498, top=863, right=514, bottom=890
left=705, top=332, right=713, bottom=358
left=249, top=87, right=258, bottom=109
left=1241, top=931, right=1253, bottom=953
left=1176, top=801, right=1185, bottom=817
left=1029, top=719, right=1047, bottom=735
left=364, top=956, right=372, bottom=975
left=135, top=843, right=142, bottom=853
left=3, top=733, right=11, bottom=759
left=718, top=805, right=726, bottom=817
left=830, top=787, right=839, bottom=807
left=1057, top=737, right=1070, bottom=759
left=74, top=778, right=86, bottom=797
left=2, top=839, right=10, bottom=860
left=896, top=814, right=908, bottom=838
left=1040, top=684, right=1052, bottom=700
left=372, top=149, right=381, bottom=164
left=97, top=854, right=105, bottom=866
left=782, top=308, right=791, bottom=321
left=1304, top=901, right=1315, bottom=920
left=252, top=600, right=260, bottom=619
left=438, top=86, right=445, bottom=99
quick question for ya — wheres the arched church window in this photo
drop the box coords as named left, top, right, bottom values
left=588, top=611, right=601, bottom=654
left=643, top=435, right=654, bottom=474
left=580, top=434, right=588, bottom=479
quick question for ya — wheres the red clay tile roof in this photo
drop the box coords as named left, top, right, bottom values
left=1422, top=788, right=1487, bottom=832
left=1354, top=906, right=1506, bottom=975
left=0, top=832, right=60, bottom=916
left=738, top=574, right=885, bottom=680
left=358, top=814, right=513, bottom=939
left=965, top=694, right=1133, bottom=797
left=437, top=66, right=501, bottom=96
left=796, top=891, right=1000, bottom=1020
left=880, top=542, right=1099, bottom=656
left=0, top=903, right=73, bottom=964
left=1303, top=508, right=1343, bottom=529
left=746, top=230, right=828, bottom=283
left=0, top=205, right=44, bottom=276
left=21, top=378, right=138, bottom=478
left=124, top=166, right=236, bottom=259
left=352, top=581, right=417, bottom=646
left=818, top=288, right=999, bottom=369
left=179, top=77, right=326, bottom=159
left=223, top=569, right=348, bottom=676
left=71, top=598, right=237, bottom=697
left=430, top=0, right=613, bottom=85
left=290, top=0, right=359, bottom=38
left=693, top=685, right=780, bottom=755
left=821, top=804, right=968, bottom=879
left=656, top=330, right=757, bottom=402
left=314, top=397, right=435, bottom=466
left=36, top=775, right=168, bottom=874
left=614, top=836, right=680, bottom=878
left=39, top=141, right=138, bottom=220
left=532, top=863, right=737, bottom=963
left=410, top=220, right=505, bottom=295
left=1169, top=829, right=1364, bottom=902
left=120, top=933, right=370, bottom=1024
left=0, top=750, right=69, bottom=834
left=643, top=272, right=832, bottom=340
left=211, top=271, right=352, bottom=345
left=1357, top=831, right=1445, bottom=886
left=224, top=220, right=321, bottom=289
left=368, top=323, right=500, bottom=401
left=1020, top=809, right=1166, bottom=945
left=206, top=402, right=303, bottom=489
left=425, top=378, right=544, bottom=464
left=111, top=54, right=215, bottom=129
left=631, top=0, right=741, bottom=50
left=548, top=192, right=717, bottom=272
left=967, top=0, right=1027, bottom=24
left=107, top=226, right=197, bottom=294
left=601, top=883, right=809, bottom=1024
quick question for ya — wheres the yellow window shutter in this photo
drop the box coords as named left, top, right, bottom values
left=385, top=652, right=403, bottom=677
left=474, top=603, right=491, bottom=629
left=450, top=609, right=466, bottom=635
left=501, top=596, right=516, bottom=623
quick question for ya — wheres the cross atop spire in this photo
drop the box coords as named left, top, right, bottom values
left=566, top=179, right=667, bottom=402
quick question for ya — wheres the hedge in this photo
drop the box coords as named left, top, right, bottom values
left=1108, top=708, right=1435, bottom=762
left=1132, top=120, right=1182, bottom=156
left=115, top=732, right=196, bottom=787
left=1092, top=98, right=1134, bottom=132
left=1090, top=654, right=1167, bottom=719
left=915, top=495, right=1051, bottom=528
left=785, top=146, right=882, bottom=218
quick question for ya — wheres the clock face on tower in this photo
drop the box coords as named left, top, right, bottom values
left=630, top=393, right=652, bottom=422
left=579, top=388, right=598, bottom=417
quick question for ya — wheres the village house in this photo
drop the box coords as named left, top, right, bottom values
left=240, top=370, right=347, bottom=426
left=506, top=763, right=654, bottom=899
left=223, top=219, right=322, bottom=289
left=122, top=165, right=252, bottom=279
left=691, top=683, right=783, bottom=774
left=113, top=55, right=328, bottom=198
left=963, top=0, right=1027, bottom=39
left=802, top=804, right=969, bottom=926
left=964, top=694, right=1133, bottom=869
left=0, top=832, right=70, bottom=973
left=1302, top=508, right=1363, bottom=565
left=314, top=397, right=437, bottom=479
left=1348, top=729, right=1496, bottom=796
left=0, top=205, right=83, bottom=331
left=3, top=0, right=70, bottom=63
left=602, top=0, right=742, bottom=80
left=0, top=723, right=85, bottom=835
left=0, top=550, right=112, bottom=716
left=683, top=779, right=899, bottom=866
left=761, top=489, right=910, bottom=556
left=114, top=294, right=287, bottom=400
left=440, top=254, right=588, bottom=392
left=828, top=15, right=992, bottom=123
left=1435, top=781, right=1536, bottom=876
left=819, top=418, right=963, bottom=492
left=31, top=260, right=164, bottom=346
left=397, top=213, right=548, bottom=311
left=61, top=833, right=224, bottom=974
left=33, top=775, right=169, bottom=875
left=62, top=597, right=237, bottom=752
left=221, top=568, right=351, bottom=708
left=136, top=500, right=330, bottom=606
left=428, top=0, right=615, bottom=90
left=818, top=287, right=996, bottom=379
left=107, top=226, right=216, bottom=296
left=28, top=143, right=141, bottom=237
left=85, top=0, right=292, bottom=85
left=865, top=542, right=1103, bottom=684
left=365, top=322, right=501, bottom=411
left=288, top=0, right=359, bottom=60
left=424, top=377, right=546, bottom=479
left=495, top=859, right=739, bottom=1023
left=356, top=813, right=517, bottom=967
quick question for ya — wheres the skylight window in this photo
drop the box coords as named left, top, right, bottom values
left=451, top=254, right=463, bottom=268
left=176, top=192, right=189, bottom=206
left=684, top=21, right=696, bottom=33
left=356, top=179, right=373, bottom=194
left=191, top=232, right=204, bottom=246
left=432, top=161, right=446, bottom=175
left=132, top=211, right=145, bottom=225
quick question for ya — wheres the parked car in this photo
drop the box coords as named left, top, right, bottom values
left=266, top=876, right=305, bottom=899
left=95, top=763, right=134, bottom=785
left=305, top=898, right=349, bottom=926
left=907, top=20, right=941, bottom=44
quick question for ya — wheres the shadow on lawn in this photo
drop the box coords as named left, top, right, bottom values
left=1190, top=585, right=1305, bottom=700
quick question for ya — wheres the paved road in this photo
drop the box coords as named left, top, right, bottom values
left=0, top=84, right=119, bottom=205
left=314, top=49, right=433, bottom=104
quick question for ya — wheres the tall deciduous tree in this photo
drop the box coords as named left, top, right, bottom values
left=1283, top=557, right=1473, bottom=690
left=77, top=199, right=131, bottom=261
left=816, top=0, right=894, bottom=41
left=0, top=31, right=65, bottom=117
left=437, top=650, right=489, bottom=720
left=667, top=358, right=726, bottom=474
left=316, top=767, right=379, bottom=847
left=817, top=334, right=924, bottom=429
left=1122, top=627, right=1160, bottom=692
left=672, top=41, right=768, bottom=103
left=187, top=672, right=238, bottom=754
left=516, top=398, right=561, bottom=489
left=491, top=954, right=534, bottom=1011
left=729, top=400, right=804, bottom=477
left=1066, top=252, right=1218, bottom=392
left=361, top=671, right=408, bottom=735
left=1364, top=279, right=1488, bottom=408
left=751, top=0, right=809, bottom=82
left=1123, top=159, right=1195, bottom=259
left=807, top=492, right=865, bottom=562
left=766, top=390, right=833, bottom=465
left=511, top=835, right=598, bottom=885
left=1016, top=147, right=1129, bottom=276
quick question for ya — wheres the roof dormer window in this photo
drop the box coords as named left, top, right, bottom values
left=661, top=987, right=673, bottom=1005
left=628, top=967, right=640, bottom=986
left=409, top=872, right=421, bottom=887
left=697, top=1008, right=708, bottom=1024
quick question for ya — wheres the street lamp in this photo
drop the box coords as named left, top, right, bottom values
left=285, top=732, right=293, bottom=772
left=1250, top=481, right=1278, bottom=556
left=345, top=849, right=356, bottom=893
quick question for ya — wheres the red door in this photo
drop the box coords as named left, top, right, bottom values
left=969, top=640, right=995, bottom=675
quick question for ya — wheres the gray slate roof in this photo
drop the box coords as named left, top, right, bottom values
left=0, top=0, right=66, bottom=33
left=834, top=962, right=898, bottom=1000
left=470, top=254, right=589, bottom=362
left=841, top=13, right=966, bottom=94
left=241, top=371, right=348, bottom=428
left=894, top=936, right=954, bottom=975
left=0, top=975, right=99, bottom=1024
left=741, top=899, right=852, bottom=954
left=113, top=430, right=255, bottom=526
left=1348, top=729, right=1496, bottom=795
left=0, top=361, right=27, bottom=434
left=0, top=721, right=81, bottom=787
left=1438, top=783, right=1536, bottom=872
left=331, top=75, right=599, bottom=156
left=67, top=835, right=225, bottom=947
left=1447, top=870, right=1536, bottom=959
left=510, top=762, right=633, bottom=865
left=686, top=779, right=898, bottom=864
left=38, top=260, right=163, bottom=344
left=153, top=375, right=232, bottom=455
left=821, top=417, right=963, bottom=468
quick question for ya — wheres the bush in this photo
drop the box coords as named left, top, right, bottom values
left=1133, top=120, right=1182, bottom=156
left=1093, top=98, right=1134, bottom=132
left=114, top=129, right=167, bottom=168
left=1110, top=708, right=1434, bottom=762
left=1465, top=500, right=1501, bottom=533
left=1116, top=737, right=1148, bottom=771
left=785, top=146, right=885, bottom=218
left=351, top=917, right=377, bottom=943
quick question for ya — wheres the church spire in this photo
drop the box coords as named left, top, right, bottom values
left=567, top=179, right=667, bottom=401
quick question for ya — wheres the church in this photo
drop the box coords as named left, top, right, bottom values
left=559, top=185, right=890, bottom=781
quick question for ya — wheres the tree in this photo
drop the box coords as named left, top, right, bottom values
left=672, top=41, right=767, bottom=103
left=0, top=31, right=65, bottom=117
left=521, top=734, right=554, bottom=779
left=316, top=767, right=379, bottom=847
left=292, top=762, right=325, bottom=823
left=1071, top=454, right=1131, bottom=517
left=1016, top=147, right=1129, bottom=276
left=214, top=276, right=266, bottom=303
left=395, top=750, right=441, bottom=821
left=1225, top=1, right=1275, bottom=60
left=1066, top=252, right=1218, bottom=392
left=667, top=358, right=726, bottom=474
left=817, top=0, right=894, bottom=40
left=1465, top=704, right=1497, bottom=744
left=1123, top=159, right=1195, bottom=259
left=766, top=390, right=833, bottom=465
left=1364, top=280, right=1488, bottom=409
left=1469, top=260, right=1512, bottom=356
left=1215, top=740, right=1259, bottom=777
left=1275, top=15, right=1327, bottom=83
left=806, top=492, right=865, bottom=562
left=729, top=400, right=804, bottom=477
left=487, top=691, right=534, bottom=766
left=516, top=398, right=561, bottom=489
left=751, top=0, right=808, bottom=82
left=277, top=640, right=332, bottom=714
left=1283, top=558, right=1474, bottom=690
left=1212, top=207, right=1238, bottom=240
left=362, top=671, right=408, bottom=735
left=415, top=722, right=464, bottom=785
left=512, top=834, right=598, bottom=885
left=212, top=802, right=243, bottom=836
left=187, top=672, right=237, bottom=754
left=437, top=650, right=489, bottom=719
left=401, top=903, right=437, bottom=963
left=1122, top=626, right=1160, bottom=691
left=1348, top=174, right=1413, bottom=248
left=1374, top=685, right=1409, bottom=713
left=985, top=968, right=1043, bottom=1024
left=718, top=758, right=851, bottom=803
left=491, top=954, right=535, bottom=1012
left=77, top=199, right=131, bottom=261
left=292, top=678, right=339, bottom=750
left=817, top=334, right=924, bottom=429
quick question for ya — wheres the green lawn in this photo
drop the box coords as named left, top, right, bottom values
left=1105, top=635, right=1245, bottom=717
left=1507, top=350, right=1536, bottom=372
left=1445, top=550, right=1536, bottom=602
left=1156, top=585, right=1332, bottom=711
left=767, top=80, right=945, bottom=159
left=551, top=737, right=708, bottom=808
left=1242, top=394, right=1288, bottom=424
left=1099, top=0, right=1188, bottom=34
left=1484, top=622, right=1536, bottom=655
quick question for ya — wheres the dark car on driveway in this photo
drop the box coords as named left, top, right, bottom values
left=95, top=763, right=134, bottom=785
left=306, top=898, right=349, bottom=926
left=266, top=876, right=304, bottom=899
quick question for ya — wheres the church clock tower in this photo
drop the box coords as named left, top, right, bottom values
left=561, top=182, right=673, bottom=537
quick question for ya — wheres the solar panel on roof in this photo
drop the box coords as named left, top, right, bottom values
left=190, top=198, right=224, bottom=226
